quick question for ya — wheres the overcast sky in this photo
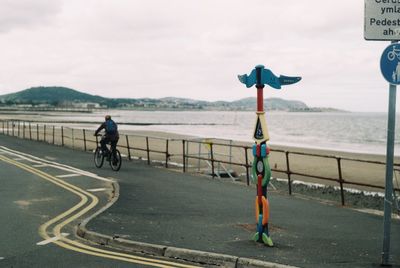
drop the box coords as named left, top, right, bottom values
left=0, top=0, right=398, bottom=112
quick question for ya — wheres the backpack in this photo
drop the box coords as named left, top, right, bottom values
left=105, top=119, right=117, bottom=134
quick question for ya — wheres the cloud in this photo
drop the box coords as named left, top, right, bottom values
left=0, top=0, right=396, bottom=112
left=0, top=0, right=63, bottom=33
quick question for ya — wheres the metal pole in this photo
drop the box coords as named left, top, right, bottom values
left=182, top=140, right=186, bottom=172
left=245, top=147, right=250, bottom=186
left=337, top=157, right=345, bottom=206
left=146, top=136, right=150, bottom=165
left=285, top=151, right=292, bottom=195
left=61, top=126, right=64, bottom=146
left=83, top=129, right=87, bottom=151
left=382, top=82, right=397, bottom=266
left=165, top=139, right=169, bottom=168
left=125, top=135, right=131, bottom=160
left=210, top=143, right=215, bottom=178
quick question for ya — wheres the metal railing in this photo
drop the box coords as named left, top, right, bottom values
left=1, top=119, right=399, bottom=207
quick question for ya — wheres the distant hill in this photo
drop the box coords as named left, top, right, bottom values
left=0, top=86, right=107, bottom=105
left=0, top=86, right=339, bottom=112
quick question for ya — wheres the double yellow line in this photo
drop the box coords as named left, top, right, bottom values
left=0, top=154, right=199, bottom=268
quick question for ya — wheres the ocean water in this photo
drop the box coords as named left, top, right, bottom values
left=25, top=110, right=400, bottom=156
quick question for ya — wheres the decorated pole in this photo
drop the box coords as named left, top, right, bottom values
left=238, top=65, right=301, bottom=246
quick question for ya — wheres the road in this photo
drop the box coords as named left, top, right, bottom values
left=0, top=138, right=200, bottom=268
left=1, top=134, right=399, bottom=268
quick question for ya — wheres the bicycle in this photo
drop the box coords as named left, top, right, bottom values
left=94, top=135, right=122, bottom=171
left=387, top=45, right=400, bottom=61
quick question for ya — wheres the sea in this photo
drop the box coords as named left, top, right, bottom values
left=24, top=110, right=400, bottom=156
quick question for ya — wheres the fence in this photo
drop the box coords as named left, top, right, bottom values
left=1, top=119, right=399, bottom=207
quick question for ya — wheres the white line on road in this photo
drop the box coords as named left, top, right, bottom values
left=32, top=164, right=49, bottom=168
left=0, top=257, right=4, bottom=260
left=0, top=146, right=113, bottom=182
left=56, top=173, right=81, bottom=178
left=36, top=233, right=69, bottom=246
left=86, top=188, right=109, bottom=192
left=13, top=158, right=25, bottom=161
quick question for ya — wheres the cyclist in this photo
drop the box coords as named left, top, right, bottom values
left=94, top=115, right=119, bottom=161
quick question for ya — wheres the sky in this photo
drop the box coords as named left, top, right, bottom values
left=0, top=0, right=398, bottom=112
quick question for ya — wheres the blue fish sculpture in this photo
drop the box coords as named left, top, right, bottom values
left=238, top=65, right=301, bottom=89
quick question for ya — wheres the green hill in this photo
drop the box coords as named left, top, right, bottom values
left=0, top=86, right=325, bottom=111
left=0, top=86, right=107, bottom=105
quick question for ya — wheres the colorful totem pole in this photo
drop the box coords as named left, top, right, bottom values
left=238, top=65, right=301, bottom=246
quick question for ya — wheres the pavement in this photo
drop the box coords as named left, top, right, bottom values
left=1, top=134, right=400, bottom=268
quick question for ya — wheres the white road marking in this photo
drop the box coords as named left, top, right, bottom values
left=87, top=188, right=109, bottom=192
left=0, top=146, right=113, bottom=183
left=36, top=233, right=69, bottom=246
left=13, top=158, right=25, bottom=161
left=32, top=164, right=48, bottom=168
left=0, top=257, right=4, bottom=260
left=56, top=173, right=80, bottom=178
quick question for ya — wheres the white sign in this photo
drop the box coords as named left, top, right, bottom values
left=364, top=0, right=400, bottom=41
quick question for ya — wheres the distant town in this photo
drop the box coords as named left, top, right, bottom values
left=0, top=86, right=342, bottom=112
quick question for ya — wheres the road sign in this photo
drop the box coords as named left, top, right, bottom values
left=380, top=43, right=400, bottom=85
left=364, top=0, right=400, bottom=41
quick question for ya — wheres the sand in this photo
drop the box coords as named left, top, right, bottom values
left=1, top=119, right=400, bottom=196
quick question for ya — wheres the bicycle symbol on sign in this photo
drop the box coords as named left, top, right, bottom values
left=387, top=46, right=400, bottom=61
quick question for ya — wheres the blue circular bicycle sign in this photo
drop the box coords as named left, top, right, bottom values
left=380, top=43, right=400, bottom=85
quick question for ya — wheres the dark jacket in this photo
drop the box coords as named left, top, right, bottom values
left=95, top=119, right=119, bottom=139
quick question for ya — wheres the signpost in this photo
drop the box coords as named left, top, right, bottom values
left=364, top=0, right=400, bottom=41
left=365, top=1, right=399, bottom=265
left=238, top=65, right=301, bottom=246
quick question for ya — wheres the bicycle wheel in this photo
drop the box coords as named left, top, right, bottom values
left=94, top=147, right=104, bottom=168
left=388, top=51, right=395, bottom=61
left=110, top=149, right=122, bottom=171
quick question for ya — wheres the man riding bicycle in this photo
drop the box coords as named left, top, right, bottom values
left=94, top=115, right=119, bottom=161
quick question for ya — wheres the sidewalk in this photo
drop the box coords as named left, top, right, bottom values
left=80, top=159, right=400, bottom=268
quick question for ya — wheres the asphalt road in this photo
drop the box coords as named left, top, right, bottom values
left=0, top=134, right=399, bottom=268
left=0, top=135, right=200, bottom=268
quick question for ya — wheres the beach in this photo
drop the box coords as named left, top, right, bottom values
left=1, top=118, right=399, bottom=198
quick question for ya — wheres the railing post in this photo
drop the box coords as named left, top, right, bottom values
left=44, top=124, right=46, bottom=142
left=36, top=124, right=39, bottom=141
left=182, top=140, right=186, bottom=172
left=29, top=122, right=32, bottom=140
left=7, top=121, right=9, bottom=135
left=146, top=136, right=150, bottom=165
left=72, top=128, right=74, bottom=149
left=165, top=139, right=169, bottom=168
left=245, top=147, right=250, bottom=186
left=285, top=151, right=292, bottom=195
left=337, top=157, right=345, bottom=206
left=61, top=126, right=64, bottom=146
left=12, top=121, right=14, bottom=136
left=83, top=129, right=87, bottom=151
left=52, top=126, right=55, bottom=144
left=17, top=121, right=20, bottom=137
left=210, top=143, right=215, bottom=178
left=23, top=122, right=25, bottom=139
left=197, top=142, right=202, bottom=172
left=125, top=135, right=131, bottom=160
